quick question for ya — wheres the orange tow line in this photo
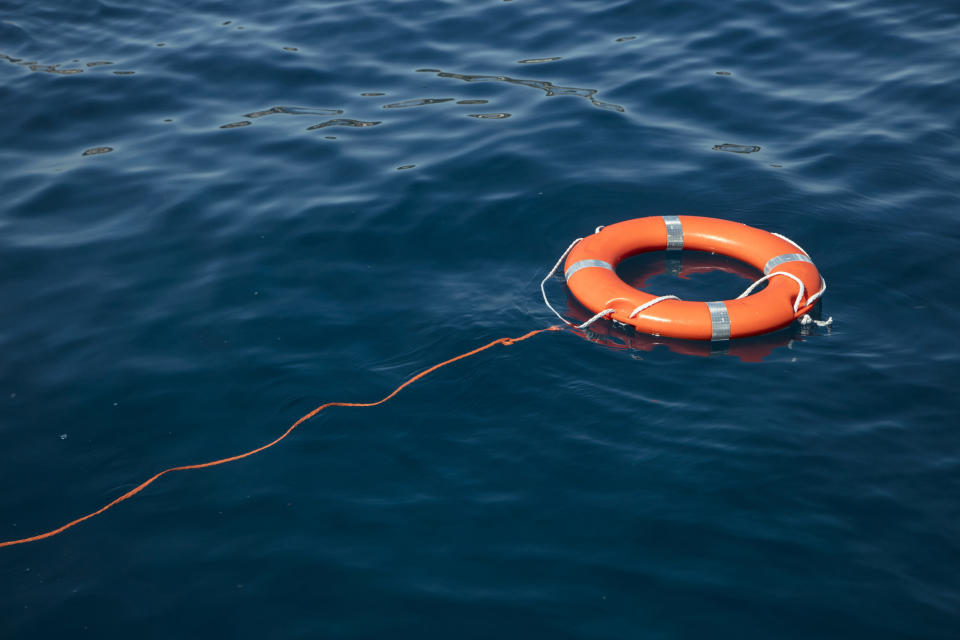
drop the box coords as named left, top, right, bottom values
left=0, top=326, right=562, bottom=549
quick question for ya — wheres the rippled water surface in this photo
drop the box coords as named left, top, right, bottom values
left=2, top=1, right=959, bottom=637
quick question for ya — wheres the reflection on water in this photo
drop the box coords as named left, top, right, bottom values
left=81, top=147, right=114, bottom=156
left=570, top=316, right=801, bottom=363
left=4, top=47, right=625, bottom=144
left=6, top=48, right=646, bottom=167
left=713, top=143, right=761, bottom=153
left=36, top=65, right=82, bottom=75
left=419, top=68, right=625, bottom=112
left=306, top=119, right=381, bottom=130
left=245, top=106, right=344, bottom=118
left=518, top=57, right=562, bottom=64
left=1, top=52, right=112, bottom=75
left=382, top=98, right=456, bottom=109
left=32, top=65, right=81, bottom=75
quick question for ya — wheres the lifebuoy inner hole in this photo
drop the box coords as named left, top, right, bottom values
left=616, top=250, right=766, bottom=302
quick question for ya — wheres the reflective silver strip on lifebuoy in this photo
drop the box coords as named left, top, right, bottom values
left=663, top=215, right=684, bottom=250
left=707, top=301, right=731, bottom=341
left=564, top=259, right=613, bottom=281
left=763, top=253, right=812, bottom=275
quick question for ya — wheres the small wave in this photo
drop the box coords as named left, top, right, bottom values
left=1, top=53, right=123, bottom=75
left=306, top=119, right=381, bottom=130
left=382, top=98, right=456, bottom=109
left=713, top=143, right=761, bottom=153
left=517, top=57, right=561, bottom=64
left=244, top=106, right=344, bottom=119
left=421, top=68, right=624, bottom=113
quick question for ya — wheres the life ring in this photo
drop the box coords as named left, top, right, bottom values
left=562, top=216, right=825, bottom=341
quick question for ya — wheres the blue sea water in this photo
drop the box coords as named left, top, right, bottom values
left=2, top=0, right=959, bottom=637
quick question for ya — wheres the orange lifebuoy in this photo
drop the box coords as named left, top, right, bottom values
left=563, top=216, right=825, bottom=340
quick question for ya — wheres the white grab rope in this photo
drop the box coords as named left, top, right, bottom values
left=737, top=271, right=806, bottom=313
left=800, top=313, right=833, bottom=328
left=772, top=231, right=808, bottom=255
left=771, top=231, right=830, bottom=304
left=806, top=276, right=827, bottom=307
left=800, top=272, right=832, bottom=328
left=738, top=268, right=832, bottom=328
left=540, top=237, right=617, bottom=330
left=770, top=232, right=832, bottom=326
left=576, top=308, right=616, bottom=329
left=540, top=237, right=582, bottom=327
left=629, top=295, right=680, bottom=318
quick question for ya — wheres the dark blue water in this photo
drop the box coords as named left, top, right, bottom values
left=3, top=0, right=959, bottom=637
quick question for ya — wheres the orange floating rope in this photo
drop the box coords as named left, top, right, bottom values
left=0, top=326, right=562, bottom=548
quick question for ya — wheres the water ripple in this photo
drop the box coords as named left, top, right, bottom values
left=382, top=98, right=456, bottom=109
left=420, top=68, right=625, bottom=113
left=305, top=119, right=382, bottom=130
left=713, top=143, right=761, bottom=154
left=81, top=146, right=114, bottom=156
left=517, top=57, right=562, bottom=64
left=244, top=106, right=344, bottom=119
left=1, top=52, right=119, bottom=75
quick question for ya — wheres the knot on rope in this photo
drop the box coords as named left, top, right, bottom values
left=800, top=314, right=833, bottom=328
